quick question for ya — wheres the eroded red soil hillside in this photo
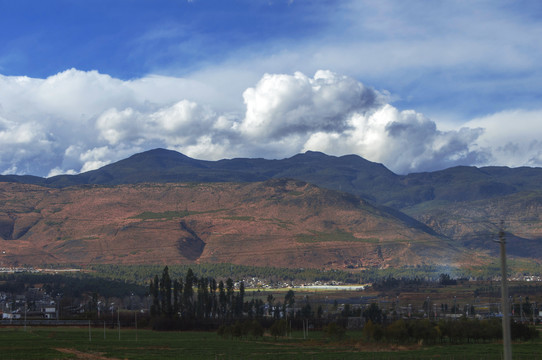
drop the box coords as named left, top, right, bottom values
left=0, top=180, right=471, bottom=269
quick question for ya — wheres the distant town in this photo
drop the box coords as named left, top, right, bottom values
left=2, top=267, right=541, bottom=326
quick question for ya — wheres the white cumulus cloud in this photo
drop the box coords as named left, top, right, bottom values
left=302, top=105, right=487, bottom=173
left=464, top=109, right=542, bottom=168
left=240, top=70, right=384, bottom=139
left=0, top=68, right=540, bottom=177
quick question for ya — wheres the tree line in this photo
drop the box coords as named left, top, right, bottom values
left=89, top=263, right=495, bottom=286
left=361, top=317, right=538, bottom=344
left=148, top=266, right=265, bottom=330
left=0, top=272, right=146, bottom=298
left=147, top=266, right=539, bottom=346
left=147, top=266, right=326, bottom=330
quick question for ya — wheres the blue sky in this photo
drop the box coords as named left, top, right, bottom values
left=1, top=0, right=542, bottom=176
left=1, top=1, right=326, bottom=78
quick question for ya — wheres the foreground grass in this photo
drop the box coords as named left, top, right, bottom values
left=0, top=327, right=541, bottom=359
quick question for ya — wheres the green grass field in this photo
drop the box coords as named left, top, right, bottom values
left=1, top=327, right=541, bottom=360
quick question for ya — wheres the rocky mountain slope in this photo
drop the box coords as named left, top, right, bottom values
left=2, top=148, right=542, bottom=265
left=0, top=180, right=470, bottom=269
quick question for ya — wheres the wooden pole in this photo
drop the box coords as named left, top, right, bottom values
left=498, top=223, right=512, bottom=360
left=118, top=307, right=120, bottom=341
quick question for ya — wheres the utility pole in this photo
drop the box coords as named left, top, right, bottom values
left=497, top=222, right=512, bottom=360
left=520, top=296, right=524, bottom=322
left=118, top=306, right=120, bottom=341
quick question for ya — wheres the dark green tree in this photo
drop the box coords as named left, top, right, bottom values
left=267, top=294, right=274, bottom=317
left=362, top=303, right=383, bottom=324
left=150, top=275, right=160, bottom=317
left=210, top=278, right=218, bottom=319
left=218, top=280, right=227, bottom=320
left=270, top=319, right=288, bottom=339
left=235, top=281, right=245, bottom=318
left=196, top=276, right=209, bottom=319
left=173, top=278, right=181, bottom=317
left=160, top=266, right=172, bottom=317
left=226, top=278, right=234, bottom=319
left=284, top=289, right=295, bottom=318
left=183, top=268, right=195, bottom=319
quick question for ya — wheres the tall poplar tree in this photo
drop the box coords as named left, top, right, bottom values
left=161, top=266, right=172, bottom=317
left=218, top=280, right=227, bottom=320
left=183, top=268, right=195, bottom=319
left=150, top=274, right=160, bottom=317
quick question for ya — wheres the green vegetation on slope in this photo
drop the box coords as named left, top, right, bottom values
left=131, top=209, right=226, bottom=220
left=296, top=230, right=379, bottom=244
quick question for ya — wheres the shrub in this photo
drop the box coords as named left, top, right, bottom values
left=324, top=322, right=346, bottom=340
left=270, top=319, right=288, bottom=339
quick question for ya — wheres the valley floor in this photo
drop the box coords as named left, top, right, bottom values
left=1, top=326, right=541, bottom=360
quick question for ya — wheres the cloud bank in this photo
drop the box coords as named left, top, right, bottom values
left=0, top=69, right=539, bottom=177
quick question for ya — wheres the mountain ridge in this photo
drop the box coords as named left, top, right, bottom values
left=2, top=148, right=542, bottom=264
left=3, top=148, right=542, bottom=208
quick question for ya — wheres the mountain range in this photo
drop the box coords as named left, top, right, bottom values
left=1, top=148, right=541, bottom=268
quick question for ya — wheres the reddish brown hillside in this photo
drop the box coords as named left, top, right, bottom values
left=0, top=180, right=470, bottom=269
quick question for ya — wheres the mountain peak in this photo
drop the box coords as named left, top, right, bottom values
left=128, top=148, right=191, bottom=161
left=302, top=150, right=328, bottom=157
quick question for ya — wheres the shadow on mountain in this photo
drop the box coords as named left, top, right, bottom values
left=177, top=221, right=205, bottom=261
